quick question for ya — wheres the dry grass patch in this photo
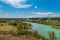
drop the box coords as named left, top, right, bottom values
left=0, top=34, right=40, bottom=40
left=0, top=25, right=17, bottom=32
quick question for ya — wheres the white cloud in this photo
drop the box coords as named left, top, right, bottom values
left=0, top=0, right=32, bottom=8
left=31, top=12, right=54, bottom=17
left=0, top=11, right=60, bottom=18
left=27, top=12, right=60, bottom=18
left=33, top=12, right=54, bottom=15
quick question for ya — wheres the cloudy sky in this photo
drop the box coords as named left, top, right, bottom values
left=0, top=0, right=60, bottom=18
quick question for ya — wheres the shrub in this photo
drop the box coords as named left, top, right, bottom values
left=17, top=29, right=30, bottom=35
left=8, top=22, right=17, bottom=26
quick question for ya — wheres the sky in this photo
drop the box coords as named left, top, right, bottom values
left=0, top=0, right=60, bottom=18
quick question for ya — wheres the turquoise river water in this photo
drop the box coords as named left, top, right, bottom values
left=29, top=22, right=60, bottom=40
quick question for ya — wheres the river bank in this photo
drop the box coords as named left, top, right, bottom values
left=29, top=22, right=60, bottom=40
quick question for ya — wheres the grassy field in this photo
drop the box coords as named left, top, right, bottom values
left=0, top=20, right=47, bottom=40
left=0, top=25, right=17, bottom=32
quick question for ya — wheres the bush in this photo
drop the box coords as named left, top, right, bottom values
left=17, top=29, right=30, bottom=35
left=8, top=22, right=17, bottom=26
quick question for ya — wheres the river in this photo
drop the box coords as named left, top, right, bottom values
left=29, top=22, right=60, bottom=40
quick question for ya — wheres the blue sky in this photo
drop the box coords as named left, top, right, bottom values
left=0, top=0, right=60, bottom=18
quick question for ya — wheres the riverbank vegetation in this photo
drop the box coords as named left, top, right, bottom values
left=26, top=18, right=60, bottom=29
